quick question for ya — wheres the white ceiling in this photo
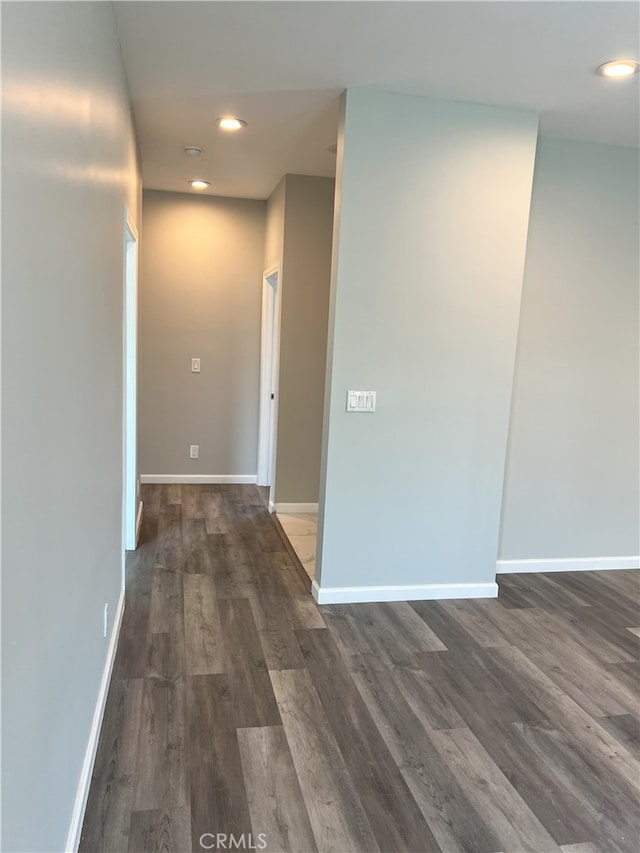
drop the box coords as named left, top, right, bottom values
left=114, top=1, right=640, bottom=200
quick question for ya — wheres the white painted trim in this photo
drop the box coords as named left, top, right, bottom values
left=268, top=499, right=276, bottom=513
left=65, top=588, right=125, bottom=853
left=140, top=474, right=257, bottom=484
left=497, top=556, right=640, bottom=574
left=311, top=580, right=499, bottom=605
left=125, top=207, right=139, bottom=242
left=263, top=263, right=280, bottom=280
left=257, top=275, right=273, bottom=486
left=122, top=208, right=138, bottom=552
left=274, top=502, right=319, bottom=514
left=135, top=500, right=143, bottom=545
left=257, top=267, right=281, bottom=488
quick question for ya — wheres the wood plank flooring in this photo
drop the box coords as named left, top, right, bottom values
left=80, top=485, right=640, bottom=853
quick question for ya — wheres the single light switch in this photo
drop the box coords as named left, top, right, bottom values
left=191, top=358, right=201, bottom=373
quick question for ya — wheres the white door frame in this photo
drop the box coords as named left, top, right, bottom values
left=257, top=265, right=281, bottom=495
left=122, top=208, right=139, bottom=565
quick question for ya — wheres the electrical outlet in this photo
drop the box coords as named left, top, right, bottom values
left=190, top=444, right=199, bottom=459
left=191, top=358, right=201, bottom=373
left=103, top=603, right=109, bottom=638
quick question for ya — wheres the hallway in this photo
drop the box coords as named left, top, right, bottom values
left=80, top=485, right=639, bottom=853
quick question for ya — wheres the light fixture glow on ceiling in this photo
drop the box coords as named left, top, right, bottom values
left=595, top=59, right=639, bottom=78
left=216, top=117, right=247, bottom=131
left=189, top=180, right=210, bottom=190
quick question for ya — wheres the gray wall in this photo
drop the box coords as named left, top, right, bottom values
left=275, top=175, right=335, bottom=504
left=264, top=176, right=285, bottom=272
left=318, top=88, right=538, bottom=591
left=1, top=3, right=141, bottom=851
left=139, top=190, right=265, bottom=477
left=499, top=138, right=640, bottom=559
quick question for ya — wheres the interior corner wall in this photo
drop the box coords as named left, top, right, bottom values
left=317, top=88, right=538, bottom=596
left=499, top=138, right=640, bottom=561
left=138, top=190, right=266, bottom=478
left=264, top=176, right=286, bottom=272
left=275, top=175, right=335, bottom=505
left=1, top=3, right=141, bottom=851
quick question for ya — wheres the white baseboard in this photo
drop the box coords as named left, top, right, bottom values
left=66, top=587, right=125, bottom=852
left=274, top=502, right=319, bottom=514
left=497, top=556, right=640, bottom=574
left=135, top=500, right=143, bottom=545
left=311, top=580, right=498, bottom=605
left=140, top=474, right=257, bottom=484
left=268, top=499, right=276, bottom=513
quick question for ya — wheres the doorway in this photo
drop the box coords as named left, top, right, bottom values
left=257, top=266, right=280, bottom=499
left=123, top=209, right=139, bottom=563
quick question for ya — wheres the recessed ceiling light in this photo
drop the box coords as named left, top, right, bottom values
left=595, top=59, right=639, bottom=78
left=189, top=180, right=210, bottom=190
left=216, top=117, right=247, bottom=131
left=184, top=146, right=202, bottom=156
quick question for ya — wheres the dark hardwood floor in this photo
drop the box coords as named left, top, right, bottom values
left=80, top=484, right=640, bottom=853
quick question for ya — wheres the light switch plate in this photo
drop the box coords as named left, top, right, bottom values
left=346, top=390, right=376, bottom=412
left=191, top=358, right=201, bottom=373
